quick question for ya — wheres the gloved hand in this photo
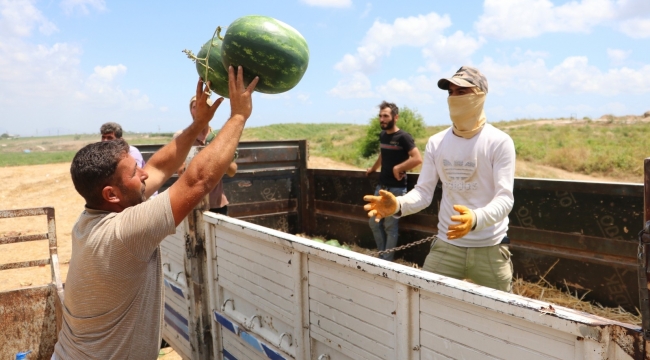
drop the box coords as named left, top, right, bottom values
left=363, top=190, right=398, bottom=222
left=447, top=205, right=475, bottom=240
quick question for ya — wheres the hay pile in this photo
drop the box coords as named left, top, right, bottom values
left=299, top=235, right=642, bottom=326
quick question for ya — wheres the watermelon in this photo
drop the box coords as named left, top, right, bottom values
left=195, top=37, right=230, bottom=98
left=325, top=239, right=341, bottom=247
left=341, top=244, right=351, bottom=251
left=312, top=238, right=325, bottom=244
left=220, top=15, right=309, bottom=94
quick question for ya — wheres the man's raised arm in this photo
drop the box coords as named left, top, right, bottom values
left=142, top=79, right=224, bottom=198
left=168, top=66, right=259, bottom=225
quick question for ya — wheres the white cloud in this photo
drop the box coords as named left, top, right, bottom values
left=421, top=30, right=485, bottom=69
left=479, top=55, right=650, bottom=96
left=360, top=2, right=371, bottom=18
left=618, top=18, right=650, bottom=38
left=334, top=12, right=456, bottom=74
left=376, top=75, right=436, bottom=104
left=0, top=0, right=153, bottom=135
left=0, top=0, right=58, bottom=37
left=296, top=93, right=311, bottom=103
left=60, top=0, right=106, bottom=15
left=159, top=106, right=168, bottom=112
left=328, top=72, right=376, bottom=98
left=89, top=64, right=126, bottom=82
left=300, top=0, right=351, bottom=8
left=475, top=0, right=650, bottom=40
left=607, top=48, right=631, bottom=64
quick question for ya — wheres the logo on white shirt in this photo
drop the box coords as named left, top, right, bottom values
left=442, top=158, right=478, bottom=192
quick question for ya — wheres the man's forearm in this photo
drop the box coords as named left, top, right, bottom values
left=396, top=157, right=421, bottom=173
left=184, top=115, right=246, bottom=190
left=146, top=122, right=204, bottom=179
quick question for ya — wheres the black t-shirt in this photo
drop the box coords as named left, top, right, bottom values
left=379, top=129, right=416, bottom=187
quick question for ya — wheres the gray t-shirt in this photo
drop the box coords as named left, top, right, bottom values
left=54, top=190, right=176, bottom=359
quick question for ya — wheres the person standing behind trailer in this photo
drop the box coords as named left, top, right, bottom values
left=53, top=68, right=258, bottom=359
left=173, top=95, right=238, bottom=215
left=101, top=122, right=158, bottom=198
left=100, top=122, right=145, bottom=168
left=363, top=66, right=516, bottom=292
left=366, top=101, right=422, bottom=261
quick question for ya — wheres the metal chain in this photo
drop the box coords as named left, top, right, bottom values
left=371, top=235, right=439, bottom=256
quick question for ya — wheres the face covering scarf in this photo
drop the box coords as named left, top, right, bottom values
left=447, top=89, right=486, bottom=139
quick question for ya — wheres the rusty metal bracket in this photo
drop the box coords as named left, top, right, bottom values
left=637, top=221, right=650, bottom=340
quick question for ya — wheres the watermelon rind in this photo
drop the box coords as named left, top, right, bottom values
left=221, top=15, right=309, bottom=94
left=196, top=38, right=230, bottom=98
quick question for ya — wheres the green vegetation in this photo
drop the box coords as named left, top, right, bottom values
left=0, top=151, right=77, bottom=167
left=2, top=117, right=649, bottom=182
left=0, top=133, right=174, bottom=167
left=499, top=121, right=649, bottom=180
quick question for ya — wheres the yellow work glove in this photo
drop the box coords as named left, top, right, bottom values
left=447, top=205, right=475, bottom=240
left=363, top=190, right=398, bottom=222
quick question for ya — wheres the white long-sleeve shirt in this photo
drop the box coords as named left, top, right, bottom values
left=397, top=124, right=515, bottom=247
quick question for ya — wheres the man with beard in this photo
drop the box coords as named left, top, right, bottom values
left=363, top=66, right=515, bottom=292
left=53, top=67, right=259, bottom=359
left=365, top=101, right=422, bottom=261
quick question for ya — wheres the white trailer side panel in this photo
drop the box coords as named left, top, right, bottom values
left=202, top=214, right=644, bottom=360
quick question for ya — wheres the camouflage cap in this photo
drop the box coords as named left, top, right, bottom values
left=437, top=66, right=488, bottom=93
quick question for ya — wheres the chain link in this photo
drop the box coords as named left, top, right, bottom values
left=371, top=235, right=439, bottom=256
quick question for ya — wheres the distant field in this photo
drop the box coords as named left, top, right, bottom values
left=0, top=133, right=173, bottom=167
left=2, top=117, right=649, bottom=182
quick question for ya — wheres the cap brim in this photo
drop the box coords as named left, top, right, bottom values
left=437, top=77, right=476, bottom=90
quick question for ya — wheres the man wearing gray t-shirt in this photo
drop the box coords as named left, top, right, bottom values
left=53, top=67, right=259, bottom=359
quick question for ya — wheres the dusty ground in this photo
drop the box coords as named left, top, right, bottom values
left=0, top=156, right=633, bottom=359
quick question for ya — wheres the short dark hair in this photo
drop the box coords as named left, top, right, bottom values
left=100, top=122, right=123, bottom=138
left=70, top=139, right=130, bottom=206
left=379, top=101, right=398, bottom=117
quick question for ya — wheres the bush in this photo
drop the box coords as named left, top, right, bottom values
left=359, top=107, right=426, bottom=158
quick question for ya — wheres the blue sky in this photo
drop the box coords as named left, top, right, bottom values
left=0, top=0, right=649, bottom=137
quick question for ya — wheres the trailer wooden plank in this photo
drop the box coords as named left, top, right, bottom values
left=420, top=312, right=563, bottom=360
left=308, top=272, right=394, bottom=314
left=310, top=326, right=383, bottom=360
left=310, top=312, right=392, bottom=360
left=218, top=257, right=295, bottom=303
left=308, top=288, right=394, bottom=331
left=217, top=246, right=294, bottom=290
left=219, top=266, right=294, bottom=318
left=217, top=229, right=293, bottom=264
left=311, top=338, right=356, bottom=360
left=309, top=257, right=395, bottom=301
left=161, top=242, right=184, bottom=264
left=310, top=299, right=393, bottom=346
left=420, top=333, right=496, bottom=360
left=420, top=294, right=575, bottom=358
left=222, top=329, right=265, bottom=360
left=218, top=276, right=293, bottom=324
left=216, top=237, right=292, bottom=277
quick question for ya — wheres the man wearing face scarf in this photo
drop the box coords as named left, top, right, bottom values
left=363, top=66, right=515, bottom=292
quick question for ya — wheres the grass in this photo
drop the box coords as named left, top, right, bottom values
left=498, top=120, right=650, bottom=181
left=0, top=133, right=174, bottom=167
left=2, top=118, right=649, bottom=182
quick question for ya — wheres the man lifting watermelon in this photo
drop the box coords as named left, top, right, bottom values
left=363, top=66, right=516, bottom=292
left=53, top=66, right=258, bottom=359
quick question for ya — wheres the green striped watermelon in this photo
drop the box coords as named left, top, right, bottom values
left=221, top=15, right=309, bottom=94
left=196, top=37, right=230, bottom=98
